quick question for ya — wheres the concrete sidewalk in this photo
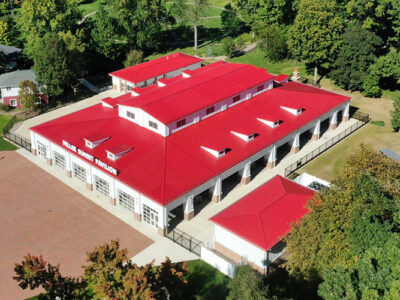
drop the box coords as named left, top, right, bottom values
left=176, top=118, right=360, bottom=244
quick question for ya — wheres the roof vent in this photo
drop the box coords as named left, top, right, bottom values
left=281, top=106, right=304, bottom=116
left=231, top=131, right=259, bottom=142
left=257, top=118, right=281, bottom=128
left=157, top=79, right=168, bottom=87
left=201, top=146, right=231, bottom=158
left=84, top=134, right=110, bottom=149
left=106, top=145, right=132, bottom=161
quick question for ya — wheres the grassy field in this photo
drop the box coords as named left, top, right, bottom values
left=0, top=114, right=17, bottom=151
left=299, top=79, right=399, bottom=181
left=78, top=0, right=101, bottom=16
left=184, top=259, right=230, bottom=299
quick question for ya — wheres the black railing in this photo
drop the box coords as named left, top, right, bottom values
left=2, top=115, right=31, bottom=151
left=284, top=112, right=370, bottom=177
left=166, top=228, right=202, bottom=256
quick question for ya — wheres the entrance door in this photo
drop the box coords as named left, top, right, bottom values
left=143, top=204, right=158, bottom=227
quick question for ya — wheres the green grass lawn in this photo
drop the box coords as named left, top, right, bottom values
left=78, top=0, right=101, bottom=16
left=184, top=259, right=230, bottom=300
left=0, top=114, right=17, bottom=151
left=228, top=48, right=306, bottom=76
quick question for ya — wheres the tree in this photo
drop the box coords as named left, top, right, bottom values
left=221, top=3, right=244, bottom=36
left=258, top=24, right=287, bottom=62
left=124, top=50, right=144, bottom=68
left=171, top=0, right=210, bottom=50
left=16, top=0, right=81, bottom=57
left=330, top=24, right=382, bottom=91
left=32, top=32, right=85, bottom=98
left=18, top=80, right=38, bottom=110
left=391, top=98, right=400, bottom=132
left=14, top=254, right=86, bottom=299
left=283, top=145, right=400, bottom=279
left=232, top=0, right=299, bottom=30
left=92, top=0, right=170, bottom=60
left=14, top=240, right=189, bottom=299
left=346, top=0, right=400, bottom=49
left=318, top=235, right=400, bottom=299
left=288, top=0, right=344, bottom=85
left=221, top=37, right=236, bottom=57
left=227, top=265, right=270, bottom=300
left=362, top=49, right=400, bottom=97
left=0, top=20, right=9, bottom=44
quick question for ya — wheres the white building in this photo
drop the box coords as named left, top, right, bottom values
left=29, top=55, right=351, bottom=236
left=109, top=52, right=203, bottom=92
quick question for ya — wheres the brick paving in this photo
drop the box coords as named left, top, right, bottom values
left=0, top=151, right=153, bottom=299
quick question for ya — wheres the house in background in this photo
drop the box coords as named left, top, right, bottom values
left=0, top=44, right=22, bottom=71
left=0, top=69, right=46, bottom=108
left=109, top=52, right=203, bottom=92
left=202, top=175, right=316, bottom=277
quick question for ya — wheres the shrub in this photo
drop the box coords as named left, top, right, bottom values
left=124, top=50, right=144, bottom=68
left=258, top=25, right=287, bottom=62
left=221, top=37, right=236, bottom=57
left=0, top=103, right=10, bottom=111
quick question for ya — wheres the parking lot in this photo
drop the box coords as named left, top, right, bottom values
left=0, top=151, right=153, bottom=299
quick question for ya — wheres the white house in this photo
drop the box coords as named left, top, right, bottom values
left=203, top=175, right=316, bottom=277
left=109, top=52, right=203, bottom=92
left=0, top=69, right=46, bottom=108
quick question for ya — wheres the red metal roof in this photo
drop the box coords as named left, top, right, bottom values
left=273, top=74, right=289, bottom=83
left=113, top=62, right=275, bottom=124
left=210, top=175, right=315, bottom=251
left=109, top=52, right=202, bottom=84
left=31, top=81, right=349, bottom=206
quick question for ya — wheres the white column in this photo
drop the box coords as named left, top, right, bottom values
left=343, top=102, right=350, bottom=122
left=212, top=177, right=222, bottom=203
left=134, top=195, right=142, bottom=222
left=158, top=205, right=167, bottom=236
left=266, top=145, right=276, bottom=169
left=46, top=142, right=53, bottom=165
left=241, top=162, right=251, bottom=184
left=86, top=166, right=93, bottom=191
left=109, top=178, right=116, bottom=206
left=184, top=195, right=195, bottom=221
left=329, top=111, right=338, bottom=130
left=291, top=132, right=300, bottom=153
left=312, top=119, right=321, bottom=140
left=66, top=152, right=72, bottom=178
left=30, top=131, right=37, bottom=155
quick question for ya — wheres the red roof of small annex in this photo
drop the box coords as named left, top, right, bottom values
left=31, top=81, right=349, bottom=206
left=109, top=52, right=203, bottom=84
left=273, top=74, right=289, bottom=83
left=114, top=62, right=275, bottom=124
left=210, top=176, right=315, bottom=251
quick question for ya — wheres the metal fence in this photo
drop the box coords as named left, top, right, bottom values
left=166, top=228, right=202, bottom=256
left=2, top=115, right=32, bottom=151
left=284, top=112, right=370, bottom=177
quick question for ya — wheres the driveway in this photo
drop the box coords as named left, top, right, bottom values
left=0, top=151, right=153, bottom=299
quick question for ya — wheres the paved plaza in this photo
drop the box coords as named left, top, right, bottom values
left=0, top=151, right=153, bottom=299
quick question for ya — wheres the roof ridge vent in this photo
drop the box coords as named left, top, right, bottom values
left=106, top=145, right=133, bottom=161
left=201, top=146, right=231, bottom=158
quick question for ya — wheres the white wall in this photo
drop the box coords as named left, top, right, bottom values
left=294, top=173, right=330, bottom=188
left=215, top=225, right=267, bottom=269
left=201, top=245, right=237, bottom=278
left=1, top=87, right=19, bottom=98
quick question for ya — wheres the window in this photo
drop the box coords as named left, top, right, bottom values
left=274, top=120, right=280, bottom=127
left=9, top=99, right=17, bottom=107
left=206, top=106, right=215, bottom=115
left=219, top=149, right=226, bottom=156
left=85, top=140, right=93, bottom=148
left=37, top=141, right=47, bottom=158
left=107, top=152, right=116, bottom=161
left=149, top=121, right=158, bottom=130
left=143, top=204, right=159, bottom=227
left=232, top=95, right=241, bottom=103
left=72, top=163, right=87, bottom=182
left=127, top=111, right=135, bottom=119
left=54, top=152, right=66, bottom=169
left=257, top=85, right=264, bottom=92
left=6, top=87, right=11, bottom=91
left=94, top=175, right=109, bottom=197
left=176, top=118, right=186, bottom=128
left=118, top=190, right=135, bottom=212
